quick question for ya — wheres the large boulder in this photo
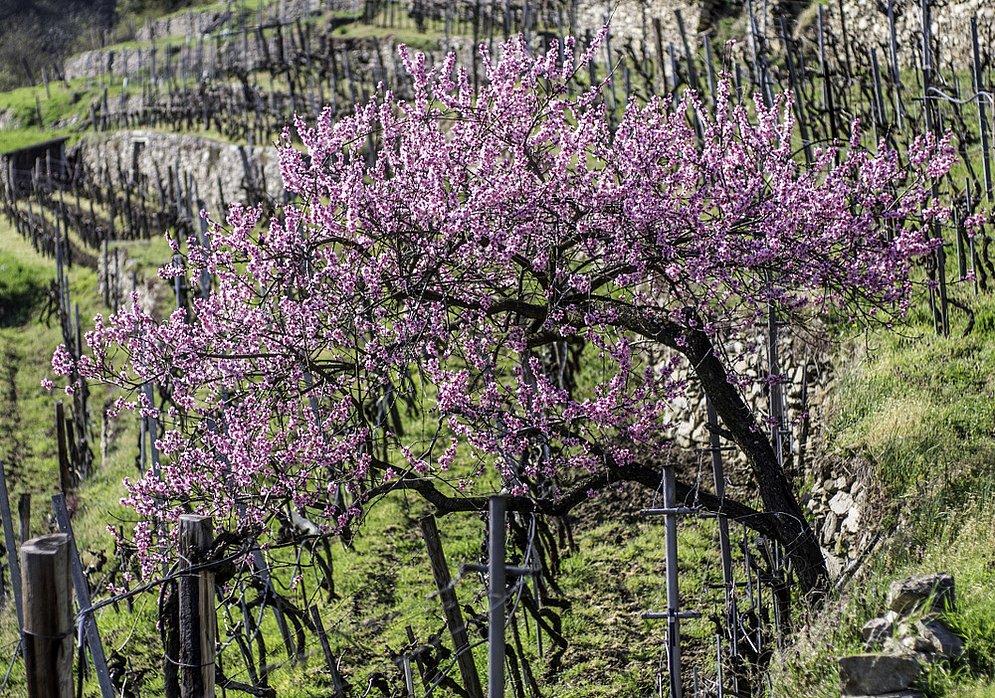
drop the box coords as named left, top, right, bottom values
left=838, top=654, right=921, bottom=695
left=887, top=574, right=955, bottom=616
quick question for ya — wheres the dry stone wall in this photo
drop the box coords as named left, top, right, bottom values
left=656, top=322, right=885, bottom=576
left=73, top=129, right=283, bottom=215
left=137, top=0, right=331, bottom=41
left=831, top=0, right=995, bottom=68
left=64, top=28, right=398, bottom=83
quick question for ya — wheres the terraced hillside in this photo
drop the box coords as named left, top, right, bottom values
left=0, top=1, right=994, bottom=697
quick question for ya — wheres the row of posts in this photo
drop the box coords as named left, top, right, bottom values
left=19, top=514, right=214, bottom=698
left=17, top=498, right=535, bottom=698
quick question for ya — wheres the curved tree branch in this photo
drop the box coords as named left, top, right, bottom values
left=355, top=460, right=782, bottom=540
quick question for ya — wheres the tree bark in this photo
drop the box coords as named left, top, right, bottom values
left=360, top=461, right=784, bottom=542
left=679, top=323, right=827, bottom=601
left=617, top=307, right=828, bottom=601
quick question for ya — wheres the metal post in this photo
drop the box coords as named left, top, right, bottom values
left=767, top=306, right=783, bottom=464
left=972, top=16, right=992, bottom=204
left=707, top=399, right=738, bottom=697
left=489, top=496, right=506, bottom=698
left=662, top=464, right=682, bottom=698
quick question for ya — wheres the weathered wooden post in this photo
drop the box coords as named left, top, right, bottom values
left=0, top=460, right=23, bottom=630
left=309, top=607, right=348, bottom=697
left=420, top=515, right=484, bottom=698
left=55, top=401, right=73, bottom=493
left=18, top=493, right=30, bottom=547
left=178, top=514, right=217, bottom=698
left=22, top=534, right=73, bottom=698
left=53, top=494, right=115, bottom=698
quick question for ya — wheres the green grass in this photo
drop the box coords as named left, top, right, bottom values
left=0, top=251, right=48, bottom=326
left=0, top=214, right=176, bottom=695
left=769, top=508, right=995, bottom=698
left=768, top=282, right=995, bottom=697
left=0, top=76, right=147, bottom=152
left=829, top=285, right=995, bottom=527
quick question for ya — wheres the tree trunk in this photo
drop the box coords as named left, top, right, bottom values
left=681, top=325, right=828, bottom=601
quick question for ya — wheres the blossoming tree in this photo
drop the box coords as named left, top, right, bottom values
left=58, top=35, right=954, bottom=598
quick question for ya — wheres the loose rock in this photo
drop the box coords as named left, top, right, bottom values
left=887, top=574, right=955, bottom=616
left=829, top=491, right=855, bottom=516
left=838, top=654, right=921, bottom=696
left=917, top=619, right=963, bottom=659
left=862, top=617, right=893, bottom=647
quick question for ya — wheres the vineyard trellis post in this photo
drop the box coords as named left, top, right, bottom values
left=971, top=15, right=992, bottom=205
left=22, top=533, right=73, bottom=698
left=309, top=606, right=348, bottom=697
left=639, top=462, right=689, bottom=698
left=178, top=514, right=217, bottom=698
left=17, top=494, right=29, bottom=551
left=707, top=398, right=739, bottom=697
left=420, top=514, right=484, bottom=698
left=488, top=495, right=506, bottom=698
left=56, top=401, right=73, bottom=494
left=0, top=460, right=23, bottom=633
left=52, top=492, right=115, bottom=698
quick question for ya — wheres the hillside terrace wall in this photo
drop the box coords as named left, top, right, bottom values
left=830, top=0, right=994, bottom=68
left=73, top=129, right=283, bottom=216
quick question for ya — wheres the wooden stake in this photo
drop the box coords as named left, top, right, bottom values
left=309, top=607, right=347, bottom=697
left=0, top=460, right=23, bottom=630
left=52, top=494, right=115, bottom=698
left=55, top=401, right=73, bottom=493
left=18, top=493, right=30, bottom=546
left=22, top=534, right=73, bottom=698
left=419, top=515, right=484, bottom=698
left=178, top=514, right=217, bottom=698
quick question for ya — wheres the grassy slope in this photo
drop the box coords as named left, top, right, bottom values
left=769, top=285, right=995, bottom=698
left=2, top=2, right=995, bottom=695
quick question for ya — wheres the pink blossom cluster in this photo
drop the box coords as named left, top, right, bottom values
left=54, top=35, right=956, bottom=567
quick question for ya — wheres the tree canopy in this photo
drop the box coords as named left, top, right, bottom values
left=57, top=35, right=955, bottom=596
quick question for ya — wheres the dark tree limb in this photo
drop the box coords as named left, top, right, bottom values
left=356, top=460, right=783, bottom=542
left=615, top=306, right=828, bottom=600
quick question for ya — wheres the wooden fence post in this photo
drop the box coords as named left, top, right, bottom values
left=179, top=514, right=217, bottom=698
left=419, top=515, right=484, bottom=698
left=22, top=533, right=73, bottom=698
left=55, top=401, right=73, bottom=493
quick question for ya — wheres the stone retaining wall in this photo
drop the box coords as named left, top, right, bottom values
left=830, top=0, right=994, bottom=69
left=73, top=129, right=283, bottom=216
